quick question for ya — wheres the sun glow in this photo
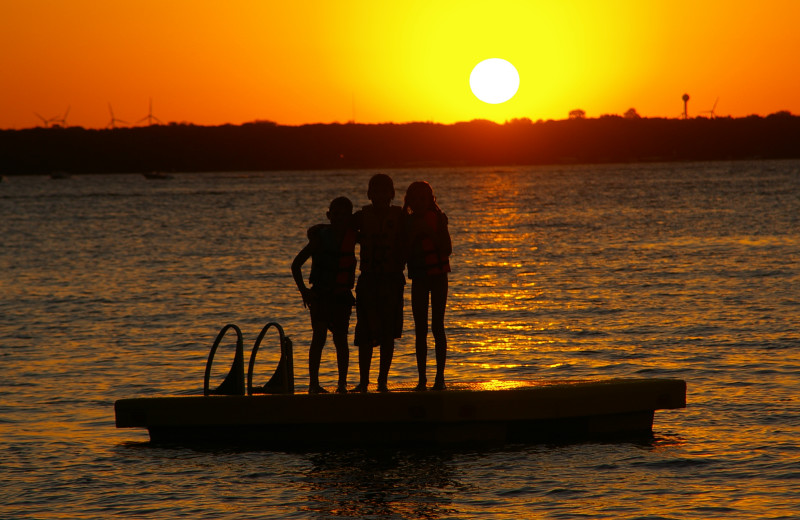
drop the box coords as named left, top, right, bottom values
left=1, top=1, right=799, bottom=129
left=470, top=59, right=520, bottom=104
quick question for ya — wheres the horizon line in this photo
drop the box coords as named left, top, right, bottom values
left=4, top=109, right=798, bottom=132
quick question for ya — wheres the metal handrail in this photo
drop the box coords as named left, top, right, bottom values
left=248, top=321, right=294, bottom=395
left=203, top=323, right=245, bottom=396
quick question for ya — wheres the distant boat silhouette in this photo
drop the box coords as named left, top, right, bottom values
left=142, top=171, right=173, bottom=180
left=50, top=171, right=71, bottom=180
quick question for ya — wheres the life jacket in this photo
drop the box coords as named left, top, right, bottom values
left=422, top=210, right=451, bottom=276
left=358, top=205, right=405, bottom=273
left=410, top=210, right=451, bottom=277
left=309, top=226, right=357, bottom=292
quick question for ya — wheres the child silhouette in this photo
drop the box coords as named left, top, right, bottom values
left=291, top=196, right=356, bottom=394
left=403, top=181, right=452, bottom=391
left=352, top=174, right=406, bottom=392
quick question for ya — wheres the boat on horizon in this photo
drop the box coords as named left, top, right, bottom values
left=142, top=171, right=173, bottom=180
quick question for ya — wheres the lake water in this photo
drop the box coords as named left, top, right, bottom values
left=1, top=161, right=799, bottom=519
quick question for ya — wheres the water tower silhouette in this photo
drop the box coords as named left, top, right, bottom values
left=682, top=93, right=690, bottom=119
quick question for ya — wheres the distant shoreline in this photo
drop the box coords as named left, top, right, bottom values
left=2, top=114, right=799, bottom=175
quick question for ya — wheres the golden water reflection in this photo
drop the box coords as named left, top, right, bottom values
left=2, top=164, right=799, bottom=519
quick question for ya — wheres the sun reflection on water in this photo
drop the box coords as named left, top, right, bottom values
left=1, top=164, right=799, bottom=519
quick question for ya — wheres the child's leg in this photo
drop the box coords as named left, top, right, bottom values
left=308, top=325, right=327, bottom=391
left=356, top=344, right=372, bottom=390
left=431, top=275, right=448, bottom=388
left=376, top=273, right=405, bottom=391
left=353, top=277, right=371, bottom=391
left=377, top=338, right=394, bottom=391
left=331, top=328, right=349, bottom=391
left=411, top=279, right=431, bottom=387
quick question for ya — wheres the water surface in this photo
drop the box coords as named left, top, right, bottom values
left=1, top=161, right=799, bottom=519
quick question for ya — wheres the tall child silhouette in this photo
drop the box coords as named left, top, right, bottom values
left=352, top=174, right=406, bottom=392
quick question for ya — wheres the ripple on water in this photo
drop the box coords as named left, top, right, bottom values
left=1, top=163, right=799, bottom=519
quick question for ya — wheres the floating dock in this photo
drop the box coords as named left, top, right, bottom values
left=115, top=378, right=686, bottom=448
left=116, top=323, right=686, bottom=448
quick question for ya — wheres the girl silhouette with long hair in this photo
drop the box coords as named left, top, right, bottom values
left=403, top=181, right=452, bottom=391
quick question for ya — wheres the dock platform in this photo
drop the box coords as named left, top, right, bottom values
left=115, top=378, right=686, bottom=448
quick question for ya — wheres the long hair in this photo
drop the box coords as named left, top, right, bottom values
left=403, top=181, right=441, bottom=215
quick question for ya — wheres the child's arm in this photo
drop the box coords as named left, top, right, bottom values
left=291, top=243, right=314, bottom=308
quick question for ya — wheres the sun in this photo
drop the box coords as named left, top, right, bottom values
left=469, top=58, right=520, bottom=104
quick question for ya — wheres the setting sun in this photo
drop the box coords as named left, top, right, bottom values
left=470, top=59, right=520, bottom=104
left=0, top=1, right=799, bottom=128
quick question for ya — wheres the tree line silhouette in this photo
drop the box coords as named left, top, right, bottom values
left=1, top=113, right=798, bottom=175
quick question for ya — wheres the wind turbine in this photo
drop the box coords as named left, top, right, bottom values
left=51, top=106, right=71, bottom=127
left=700, top=97, right=719, bottom=119
left=34, top=112, right=53, bottom=127
left=34, top=106, right=71, bottom=127
left=107, top=103, right=128, bottom=128
left=137, top=98, right=162, bottom=126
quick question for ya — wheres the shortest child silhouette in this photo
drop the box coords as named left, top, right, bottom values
left=291, top=196, right=357, bottom=394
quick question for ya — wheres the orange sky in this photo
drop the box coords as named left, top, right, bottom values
left=2, top=0, right=799, bottom=129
